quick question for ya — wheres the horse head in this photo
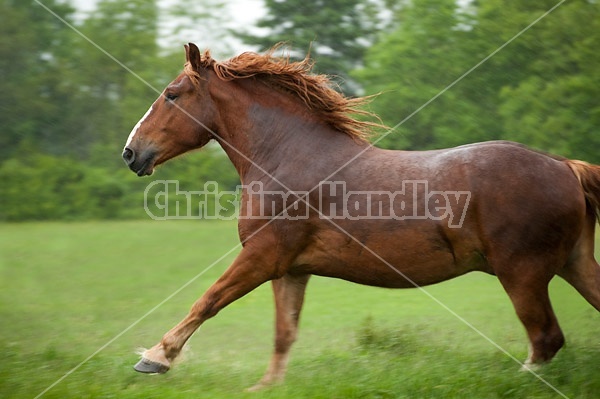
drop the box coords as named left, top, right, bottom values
left=122, top=43, right=217, bottom=176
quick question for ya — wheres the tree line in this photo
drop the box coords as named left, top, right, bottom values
left=1, top=0, right=598, bottom=220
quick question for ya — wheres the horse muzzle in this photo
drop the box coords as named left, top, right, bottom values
left=122, top=147, right=156, bottom=176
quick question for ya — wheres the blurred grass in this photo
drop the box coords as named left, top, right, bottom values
left=1, top=221, right=599, bottom=398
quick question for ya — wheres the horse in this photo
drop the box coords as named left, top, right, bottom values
left=122, top=43, right=600, bottom=391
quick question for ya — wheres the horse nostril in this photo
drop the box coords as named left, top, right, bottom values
left=122, top=147, right=135, bottom=165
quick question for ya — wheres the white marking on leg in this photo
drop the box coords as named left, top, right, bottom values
left=135, top=347, right=149, bottom=356
left=125, top=105, right=153, bottom=149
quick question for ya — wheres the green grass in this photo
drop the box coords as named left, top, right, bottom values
left=1, top=221, right=599, bottom=399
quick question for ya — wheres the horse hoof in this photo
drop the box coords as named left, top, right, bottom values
left=245, top=378, right=282, bottom=392
left=245, top=383, right=267, bottom=392
left=520, top=362, right=542, bottom=373
left=134, top=358, right=170, bottom=374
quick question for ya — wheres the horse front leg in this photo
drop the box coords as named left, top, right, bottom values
left=134, top=246, right=280, bottom=374
left=247, top=273, right=310, bottom=391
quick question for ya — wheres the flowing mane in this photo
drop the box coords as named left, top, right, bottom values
left=183, top=45, right=383, bottom=141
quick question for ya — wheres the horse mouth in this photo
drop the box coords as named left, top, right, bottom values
left=134, top=158, right=155, bottom=176
left=127, top=151, right=156, bottom=177
left=136, top=164, right=154, bottom=176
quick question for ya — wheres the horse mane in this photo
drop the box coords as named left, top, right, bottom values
left=183, top=45, right=384, bottom=141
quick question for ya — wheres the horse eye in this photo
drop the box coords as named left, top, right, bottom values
left=165, top=93, right=178, bottom=102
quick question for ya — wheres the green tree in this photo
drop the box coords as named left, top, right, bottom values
left=356, top=0, right=600, bottom=163
left=496, top=1, right=600, bottom=162
left=355, top=0, right=484, bottom=149
left=0, top=0, right=75, bottom=158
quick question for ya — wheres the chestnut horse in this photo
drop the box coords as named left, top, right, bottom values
left=123, top=43, right=600, bottom=390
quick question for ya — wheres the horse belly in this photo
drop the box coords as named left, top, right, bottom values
left=293, top=227, right=481, bottom=289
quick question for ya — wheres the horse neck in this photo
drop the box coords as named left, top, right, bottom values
left=209, top=77, right=367, bottom=183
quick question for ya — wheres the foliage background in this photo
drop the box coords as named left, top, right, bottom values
left=1, top=0, right=599, bottom=220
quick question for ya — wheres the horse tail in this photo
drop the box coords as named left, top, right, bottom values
left=565, top=159, right=600, bottom=224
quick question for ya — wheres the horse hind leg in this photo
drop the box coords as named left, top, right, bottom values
left=495, top=258, right=566, bottom=368
left=560, top=258, right=600, bottom=312
left=246, top=273, right=310, bottom=392
left=559, top=211, right=600, bottom=312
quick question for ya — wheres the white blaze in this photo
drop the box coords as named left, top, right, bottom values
left=125, top=105, right=153, bottom=149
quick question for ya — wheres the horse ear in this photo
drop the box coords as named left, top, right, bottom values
left=185, top=42, right=202, bottom=71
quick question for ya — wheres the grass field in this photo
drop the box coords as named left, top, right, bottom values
left=1, top=221, right=599, bottom=399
